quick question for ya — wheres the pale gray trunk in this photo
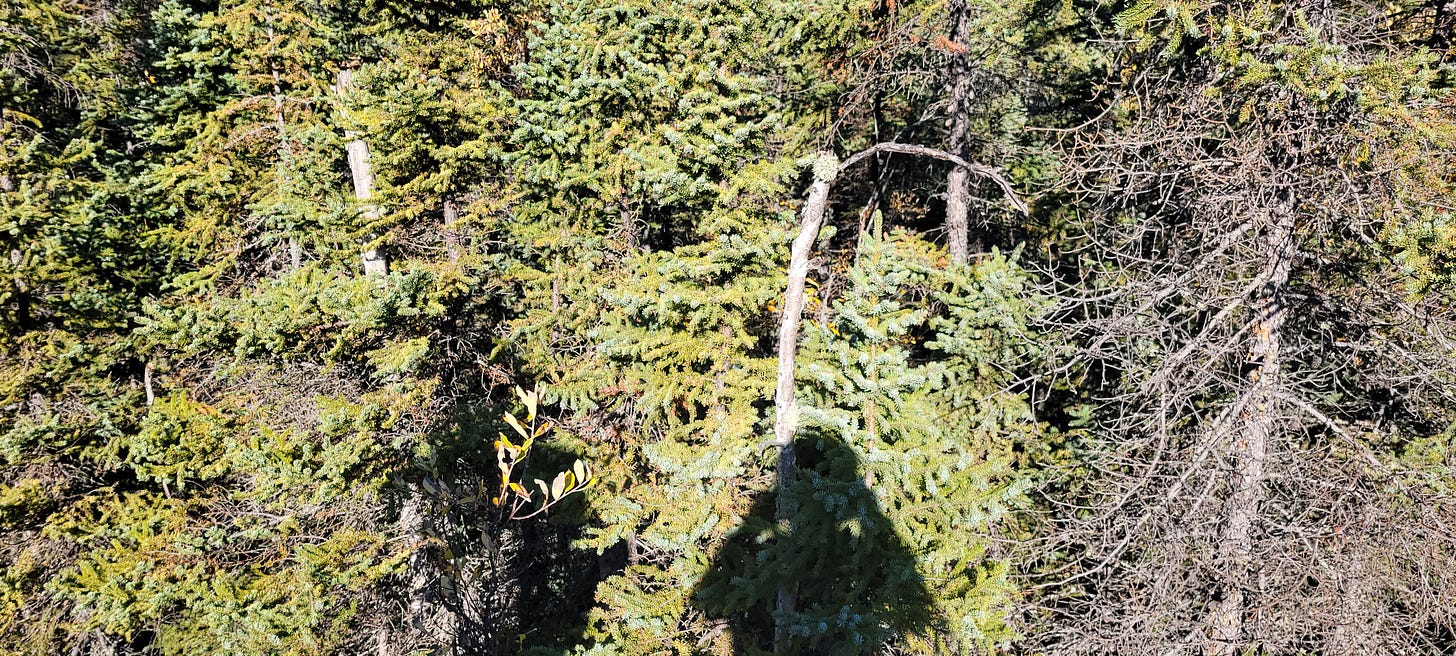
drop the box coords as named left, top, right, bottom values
left=1201, top=192, right=1295, bottom=654
left=341, top=72, right=426, bottom=651
left=772, top=161, right=835, bottom=654
left=758, top=143, right=1014, bottom=652
left=400, top=496, right=443, bottom=646
left=551, top=254, right=562, bottom=313
left=945, top=167, right=971, bottom=263
left=375, top=493, right=453, bottom=656
left=443, top=197, right=462, bottom=262
left=143, top=361, right=155, bottom=407
left=943, top=0, right=975, bottom=264
left=264, top=8, right=285, bottom=139
left=336, top=68, right=389, bottom=276
left=1324, top=558, right=1377, bottom=656
left=289, top=238, right=302, bottom=270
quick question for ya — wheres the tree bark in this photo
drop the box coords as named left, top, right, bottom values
left=766, top=145, right=1014, bottom=652
left=336, top=68, right=389, bottom=276
left=143, top=362, right=155, bottom=407
left=771, top=157, right=835, bottom=654
left=943, top=0, right=975, bottom=264
left=397, top=496, right=434, bottom=640
left=1201, top=191, right=1295, bottom=655
left=289, top=238, right=302, bottom=271
left=443, top=197, right=462, bottom=262
left=337, top=69, right=421, bottom=656
left=1324, top=557, right=1376, bottom=656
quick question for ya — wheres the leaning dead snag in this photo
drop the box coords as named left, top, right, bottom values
left=769, top=147, right=1021, bottom=653
left=771, top=154, right=835, bottom=652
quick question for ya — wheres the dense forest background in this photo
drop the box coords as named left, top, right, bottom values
left=5, top=0, right=1456, bottom=654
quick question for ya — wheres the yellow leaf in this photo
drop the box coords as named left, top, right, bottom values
left=521, top=385, right=540, bottom=422
left=504, top=412, right=529, bottom=439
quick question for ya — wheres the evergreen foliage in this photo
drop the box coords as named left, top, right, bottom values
left=4, top=0, right=1456, bottom=655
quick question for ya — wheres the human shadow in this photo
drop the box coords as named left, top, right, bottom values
left=694, top=436, right=938, bottom=655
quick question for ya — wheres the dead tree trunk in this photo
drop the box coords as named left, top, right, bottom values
left=443, top=197, right=463, bottom=262
left=766, top=145, right=1018, bottom=654
left=336, top=68, right=389, bottom=277
left=1201, top=190, right=1295, bottom=654
left=942, top=0, right=975, bottom=264
left=772, top=156, right=835, bottom=654
left=333, top=69, right=425, bottom=656
left=1324, top=557, right=1377, bottom=656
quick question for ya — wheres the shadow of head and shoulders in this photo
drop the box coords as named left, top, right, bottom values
left=694, top=435, right=938, bottom=655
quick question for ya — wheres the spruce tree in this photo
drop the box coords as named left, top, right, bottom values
left=499, top=2, right=1048, bottom=653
